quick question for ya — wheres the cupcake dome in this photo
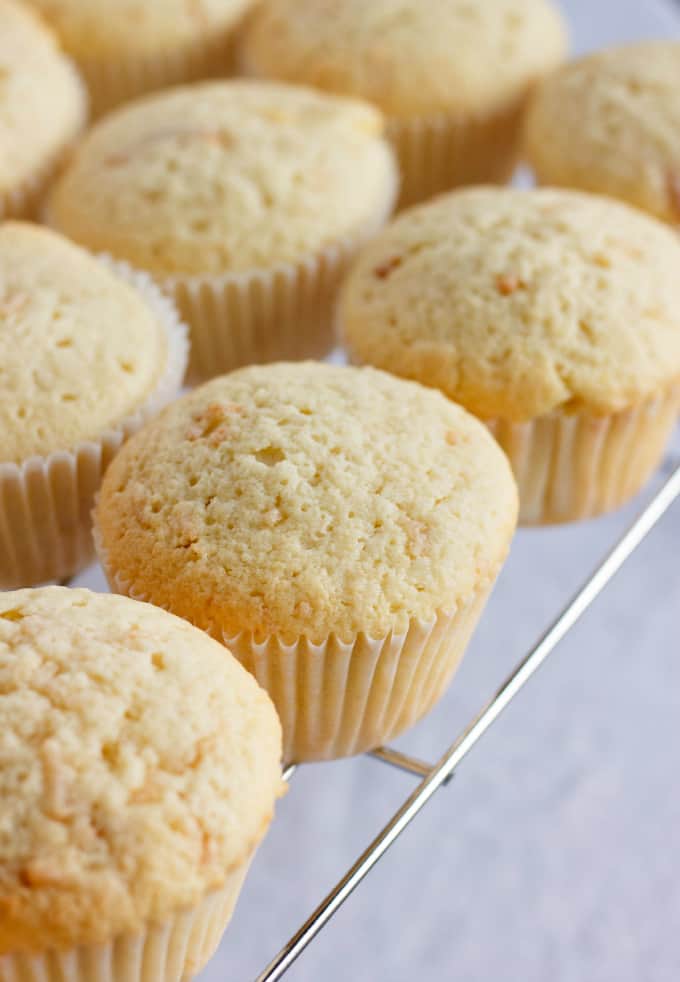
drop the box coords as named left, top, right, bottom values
left=525, top=41, right=680, bottom=225
left=24, top=0, right=257, bottom=115
left=241, top=0, right=567, bottom=205
left=47, top=80, right=398, bottom=379
left=0, top=0, right=86, bottom=220
left=47, top=80, right=397, bottom=276
left=0, top=222, right=187, bottom=588
left=242, top=0, right=566, bottom=120
left=95, top=362, right=518, bottom=760
left=0, top=587, right=282, bottom=975
left=0, top=224, right=170, bottom=463
left=339, top=187, right=680, bottom=522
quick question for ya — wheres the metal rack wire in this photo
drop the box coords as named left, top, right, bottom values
left=253, top=457, right=680, bottom=982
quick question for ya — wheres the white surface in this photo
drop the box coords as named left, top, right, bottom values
left=76, top=2, right=680, bottom=979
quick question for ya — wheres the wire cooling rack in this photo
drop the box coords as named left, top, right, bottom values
left=250, top=457, right=680, bottom=982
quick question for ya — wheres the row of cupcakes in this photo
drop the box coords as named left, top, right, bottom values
left=3, top=173, right=679, bottom=972
left=5, top=0, right=569, bottom=193
left=0, top=349, right=519, bottom=976
left=7, top=0, right=680, bottom=226
left=3, top=172, right=680, bottom=589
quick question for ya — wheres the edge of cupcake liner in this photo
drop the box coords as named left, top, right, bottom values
left=487, top=384, right=680, bottom=525
left=0, top=258, right=189, bottom=588
left=93, top=513, right=510, bottom=763
left=0, top=865, right=251, bottom=982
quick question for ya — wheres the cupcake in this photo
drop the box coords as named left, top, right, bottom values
left=46, top=80, right=399, bottom=381
left=0, top=222, right=188, bottom=589
left=339, top=187, right=680, bottom=525
left=525, top=42, right=680, bottom=225
left=24, top=0, right=256, bottom=116
left=94, top=362, right=518, bottom=763
left=240, top=0, right=568, bottom=208
left=0, top=586, right=282, bottom=982
left=0, top=0, right=86, bottom=221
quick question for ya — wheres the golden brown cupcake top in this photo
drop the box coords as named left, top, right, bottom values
left=0, top=223, right=170, bottom=462
left=339, top=187, right=680, bottom=421
left=242, top=0, right=567, bottom=119
left=0, top=587, right=282, bottom=953
left=47, top=81, right=398, bottom=276
left=526, top=42, right=680, bottom=224
left=95, top=363, right=518, bottom=643
left=0, top=0, right=85, bottom=201
left=25, top=0, right=255, bottom=58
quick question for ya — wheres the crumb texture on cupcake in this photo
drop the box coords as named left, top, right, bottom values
left=339, top=187, right=680, bottom=421
left=47, top=80, right=398, bottom=276
left=241, top=0, right=567, bottom=119
left=24, top=0, right=255, bottom=58
left=525, top=42, right=680, bottom=224
left=0, top=0, right=85, bottom=205
left=96, top=363, right=517, bottom=643
left=0, top=586, right=282, bottom=954
left=0, top=223, right=170, bottom=463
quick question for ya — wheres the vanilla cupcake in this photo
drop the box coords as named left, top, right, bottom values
left=0, top=222, right=188, bottom=588
left=525, top=42, right=680, bottom=225
left=0, top=0, right=86, bottom=221
left=240, top=0, right=567, bottom=208
left=24, top=0, right=256, bottom=116
left=339, top=187, right=680, bottom=525
left=0, top=586, right=282, bottom=982
left=94, top=362, right=518, bottom=763
left=47, top=80, right=398, bottom=381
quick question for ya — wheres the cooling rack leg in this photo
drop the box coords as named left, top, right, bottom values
left=369, top=747, right=439, bottom=780
left=254, top=464, right=680, bottom=982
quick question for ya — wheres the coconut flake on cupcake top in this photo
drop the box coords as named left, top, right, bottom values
left=46, top=80, right=398, bottom=276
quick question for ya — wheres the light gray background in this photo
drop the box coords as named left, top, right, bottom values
left=77, top=2, right=680, bottom=978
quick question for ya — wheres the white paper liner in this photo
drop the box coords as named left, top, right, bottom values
left=387, top=92, right=529, bottom=209
left=222, top=592, right=491, bottom=763
left=95, top=513, right=495, bottom=762
left=77, top=24, right=245, bottom=117
left=0, top=259, right=189, bottom=589
left=0, top=62, right=88, bottom=221
left=167, top=158, right=399, bottom=383
left=487, top=386, right=680, bottom=525
left=0, top=863, right=250, bottom=982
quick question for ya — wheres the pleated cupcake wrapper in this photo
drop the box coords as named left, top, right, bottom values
left=166, top=171, right=399, bottom=384
left=0, top=864, right=250, bottom=982
left=220, top=590, right=492, bottom=763
left=95, top=495, right=496, bottom=763
left=97, top=540, right=490, bottom=763
left=96, top=497, right=497, bottom=762
left=487, top=386, right=680, bottom=526
left=387, top=92, right=529, bottom=209
left=77, top=27, right=244, bottom=118
left=0, top=63, right=88, bottom=221
left=0, top=260, right=189, bottom=589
